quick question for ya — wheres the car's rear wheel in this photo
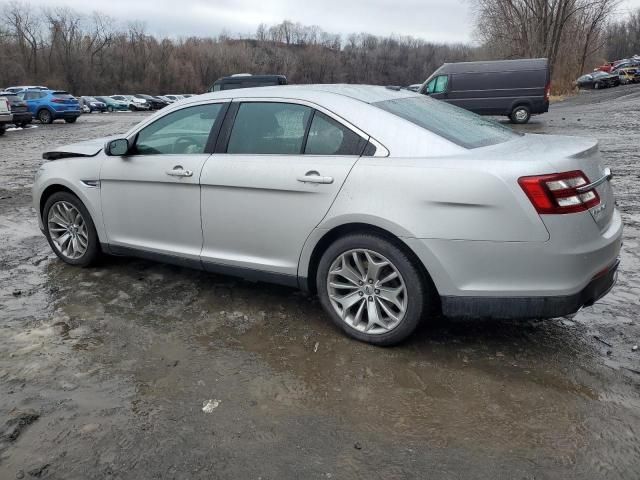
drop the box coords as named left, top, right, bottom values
left=38, top=109, right=53, bottom=124
left=316, top=233, right=434, bottom=346
left=43, top=192, right=100, bottom=267
left=107, top=106, right=114, bottom=112
left=509, top=105, right=531, bottom=124
left=594, top=82, right=601, bottom=89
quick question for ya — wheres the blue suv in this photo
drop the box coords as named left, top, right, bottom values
left=18, top=89, right=81, bottom=124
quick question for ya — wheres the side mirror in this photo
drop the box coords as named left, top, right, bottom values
left=105, top=138, right=129, bottom=156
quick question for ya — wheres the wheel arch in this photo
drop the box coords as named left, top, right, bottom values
left=39, top=183, right=76, bottom=220
left=509, top=100, right=532, bottom=115
left=299, top=222, right=440, bottom=308
left=36, top=179, right=106, bottom=244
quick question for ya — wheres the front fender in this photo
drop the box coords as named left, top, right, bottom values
left=33, top=160, right=106, bottom=243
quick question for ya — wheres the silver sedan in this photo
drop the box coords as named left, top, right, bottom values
left=33, top=85, right=622, bottom=345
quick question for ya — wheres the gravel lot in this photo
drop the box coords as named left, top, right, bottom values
left=1, top=88, right=639, bottom=479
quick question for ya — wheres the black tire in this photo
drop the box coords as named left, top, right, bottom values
left=0, top=125, right=5, bottom=136
left=65, top=117, right=77, bottom=123
left=594, top=82, right=600, bottom=90
left=107, top=106, right=114, bottom=112
left=509, top=105, right=531, bottom=124
left=43, top=192, right=100, bottom=267
left=38, top=109, right=53, bottom=124
left=20, top=122, right=30, bottom=128
left=316, top=233, right=436, bottom=346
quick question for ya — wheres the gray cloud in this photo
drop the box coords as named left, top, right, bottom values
left=29, top=0, right=475, bottom=43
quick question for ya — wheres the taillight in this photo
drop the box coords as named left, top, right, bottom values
left=544, top=82, right=551, bottom=102
left=518, top=170, right=600, bottom=214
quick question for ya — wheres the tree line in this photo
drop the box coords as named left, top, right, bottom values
left=0, top=1, right=638, bottom=95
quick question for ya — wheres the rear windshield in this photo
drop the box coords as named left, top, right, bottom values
left=373, top=96, right=520, bottom=149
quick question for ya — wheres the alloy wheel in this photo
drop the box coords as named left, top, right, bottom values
left=327, top=249, right=407, bottom=334
left=47, top=201, right=89, bottom=259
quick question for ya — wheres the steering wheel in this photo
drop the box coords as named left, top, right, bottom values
left=173, top=136, right=201, bottom=154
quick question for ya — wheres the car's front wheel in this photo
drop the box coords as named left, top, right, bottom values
left=43, top=192, right=100, bottom=267
left=317, top=233, right=435, bottom=346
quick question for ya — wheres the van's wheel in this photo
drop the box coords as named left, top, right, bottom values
left=43, top=192, right=100, bottom=267
left=38, top=109, right=53, bottom=124
left=316, top=233, right=435, bottom=346
left=509, top=105, right=531, bottom=124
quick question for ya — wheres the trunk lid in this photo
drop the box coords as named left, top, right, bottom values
left=477, top=133, right=614, bottom=232
left=534, top=135, right=615, bottom=232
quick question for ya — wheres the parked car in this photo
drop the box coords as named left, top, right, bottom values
left=33, top=85, right=621, bottom=346
left=0, top=96, right=12, bottom=135
left=617, top=67, right=640, bottom=85
left=209, top=74, right=287, bottom=92
left=136, top=94, right=168, bottom=110
left=419, top=58, right=550, bottom=124
left=157, top=95, right=175, bottom=104
left=4, top=85, right=48, bottom=94
left=79, top=96, right=107, bottom=113
left=576, top=71, right=619, bottom=89
left=18, top=89, right=81, bottom=124
left=95, top=96, right=130, bottom=112
left=0, top=91, right=32, bottom=127
left=611, top=59, right=640, bottom=73
left=111, top=95, right=149, bottom=111
left=164, top=94, right=184, bottom=102
left=594, top=62, right=615, bottom=73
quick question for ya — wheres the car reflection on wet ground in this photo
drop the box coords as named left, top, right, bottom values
left=1, top=88, right=639, bottom=479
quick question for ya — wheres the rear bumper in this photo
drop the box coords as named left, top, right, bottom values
left=440, top=259, right=619, bottom=319
left=53, top=111, right=80, bottom=119
left=11, top=112, right=32, bottom=124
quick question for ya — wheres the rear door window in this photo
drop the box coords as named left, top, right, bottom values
left=52, top=92, right=74, bottom=100
left=226, top=102, right=312, bottom=154
left=304, top=112, right=366, bottom=155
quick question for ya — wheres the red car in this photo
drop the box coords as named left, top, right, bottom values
left=595, top=62, right=615, bottom=73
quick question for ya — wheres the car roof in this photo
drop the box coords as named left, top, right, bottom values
left=196, top=84, right=418, bottom=105
left=435, top=58, right=548, bottom=74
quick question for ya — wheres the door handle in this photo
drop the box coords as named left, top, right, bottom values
left=297, top=170, right=334, bottom=184
left=166, top=166, right=193, bottom=177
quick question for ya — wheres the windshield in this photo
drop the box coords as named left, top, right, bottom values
left=373, top=96, right=520, bottom=149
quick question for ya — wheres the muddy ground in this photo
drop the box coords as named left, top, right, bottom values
left=1, top=88, right=639, bottom=479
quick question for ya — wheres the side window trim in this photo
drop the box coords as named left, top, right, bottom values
left=216, top=97, right=389, bottom=157
left=214, top=102, right=239, bottom=154
left=300, top=109, right=316, bottom=154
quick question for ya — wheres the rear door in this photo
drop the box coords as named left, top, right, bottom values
left=199, top=100, right=369, bottom=276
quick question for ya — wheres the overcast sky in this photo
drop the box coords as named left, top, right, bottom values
left=27, top=0, right=640, bottom=44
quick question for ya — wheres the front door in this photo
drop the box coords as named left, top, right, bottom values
left=199, top=101, right=368, bottom=277
left=100, top=102, right=226, bottom=262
